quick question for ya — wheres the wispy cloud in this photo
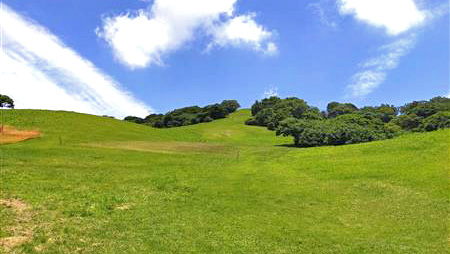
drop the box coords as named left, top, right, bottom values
left=263, top=87, right=278, bottom=98
left=335, top=0, right=439, bottom=98
left=96, top=0, right=276, bottom=69
left=0, top=4, right=151, bottom=118
left=309, top=0, right=339, bottom=28
left=346, top=35, right=416, bottom=98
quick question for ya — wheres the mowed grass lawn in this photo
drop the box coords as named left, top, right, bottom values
left=0, top=109, right=448, bottom=254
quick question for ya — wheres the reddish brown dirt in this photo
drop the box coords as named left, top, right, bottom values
left=0, top=125, right=40, bottom=144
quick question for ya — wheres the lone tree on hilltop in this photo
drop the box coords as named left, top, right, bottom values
left=0, top=94, right=14, bottom=109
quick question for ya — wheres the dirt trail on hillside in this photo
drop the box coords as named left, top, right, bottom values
left=0, top=126, right=40, bottom=144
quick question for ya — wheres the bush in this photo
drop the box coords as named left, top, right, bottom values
left=392, top=114, right=421, bottom=131
left=128, top=100, right=240, bottom=128
left=326, top=102, right=358, bottom=118
left=276, top=118, right=392, bottom=147
left=420, top=111, right=450, bottom=131
left=124, top=116, right=145, bottom=124
left=221, top=100, right=241, bottom=113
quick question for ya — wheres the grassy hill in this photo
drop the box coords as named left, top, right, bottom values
left=1, top=109, right=448, bottom=254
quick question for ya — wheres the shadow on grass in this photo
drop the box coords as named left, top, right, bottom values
left=275, top=144, right=302, bottom=148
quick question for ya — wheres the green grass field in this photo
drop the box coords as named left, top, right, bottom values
left=1, top=109, right=449, bottom=254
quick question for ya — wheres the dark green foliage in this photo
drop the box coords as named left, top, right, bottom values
left=360, top=104, right=398, bottom=123
left=220, top=100, right=241, bottom=113
left=420, top=111, right=450, bottom=131
left=392, top=97, right=450, bottom=131
left=392, top=114, right=421, bottom=131
left=126, top=100, right=239, bottom=128
left=144, top=114, right=164, bottom=126
left=124, top=116, right=145, bottom=124
left=0, top=94, right=14, bottom=108
left=326, top=102, right=358, bottom=118
left=247, top=97, right=322, bottom=129
left=251, top=96, right=281, bottom=116
left=252, top=96, right=449, bottom=147
left=400, top=97, right=450, bottom=117
left=204, top=104, right=228, bottom=119
left=276, top=117, right=395, bottom=147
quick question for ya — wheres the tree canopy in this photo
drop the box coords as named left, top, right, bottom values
left=0, top=94, right=14, bottom=108
left=124, top=100, right=240, bottom=128
left=247, top=96, right=450, bottom=147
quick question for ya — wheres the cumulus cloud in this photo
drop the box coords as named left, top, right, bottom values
left=346, top=35, right=416, bottom=97
left=96, top=0, right=276, bottom=69
left=338, top=0, right=428, bottom=35
left=0, top=4, right=151, bottom=118
left=207, top=13, right=278, bottom=55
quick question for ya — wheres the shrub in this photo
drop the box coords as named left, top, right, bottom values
left=420, top=111, right=450, bottom=131
left=276, top=118, right=392, bottom=147
left=124, top=116, right=145, bottom=124
left=393, top=114, right=422, bottom=131
left=221, top=100, right=241, bottom=113
left=326, top=102, right=358, bottom=118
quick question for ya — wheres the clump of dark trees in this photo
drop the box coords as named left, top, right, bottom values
left=246, top=96, right=450, bottom=147
left=125, top=100, right=240, bottom=128
left=0, top=94, right=14, bottom=108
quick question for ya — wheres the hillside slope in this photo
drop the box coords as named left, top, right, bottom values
left=1, top=109, right=449, bottom=254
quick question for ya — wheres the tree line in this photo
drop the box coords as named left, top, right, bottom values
left=246, top=96, right=450, bottom=147
left=124, top=100, right=240, bottom=128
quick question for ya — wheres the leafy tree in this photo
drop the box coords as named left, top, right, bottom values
left=326, top=102, right=358, bottom=118
left=130, top=100, right=240, bottom=128
left=276, top=118, right=391, bottom=147
left=251, top=96, right=282, bottom=116
left=124, top=116, right=145, bottom=124
left=0, top=94, right=14, bottom=108
left=220, top=100, right=241, bottom=113
left=204, top=104, right=228, bottom=119
left=420, top=111, right=450, bottom=131
left=246, top=97, right=322, bottom=129
left=392, top=114, right=421, bottom=131
left=361, top=104, right=398, bottom=123
left=144, top=114, right=164, bottom=126
left=400, top=97, right=450, bottom=118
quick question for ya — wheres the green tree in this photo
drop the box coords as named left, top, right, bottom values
left=0, top=94, right=14, bottom=108
left=124, top=116, right=145, bottom=124
left=326, top=102, right=358, bottom=118
left=220, top=100, right=241, bottom=113
left=420, top=111, right=450, bottom=131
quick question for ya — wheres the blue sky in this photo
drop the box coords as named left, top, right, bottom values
left=1, top=0, right=448, bottom=118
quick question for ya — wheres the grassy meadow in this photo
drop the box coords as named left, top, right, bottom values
left=0, top=109, right=449, bottom=253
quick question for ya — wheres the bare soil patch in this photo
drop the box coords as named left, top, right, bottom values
left=85, top=141, right=234, bottom=154
left=0, top=126, right=40, bottom=145
left=0, top=199, right=34, bottom=252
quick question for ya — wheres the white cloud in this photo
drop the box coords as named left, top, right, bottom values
left=0, top=4, right=151, bottom=118
left=96, top=0, right=276, bottom=68
left=346, top=35, right=416, bottom=97
left=338, top=0, right=427, bottom=35
left=263, top=87, right=278, bottom=98
left=208, top=13, right=277, bottom=55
